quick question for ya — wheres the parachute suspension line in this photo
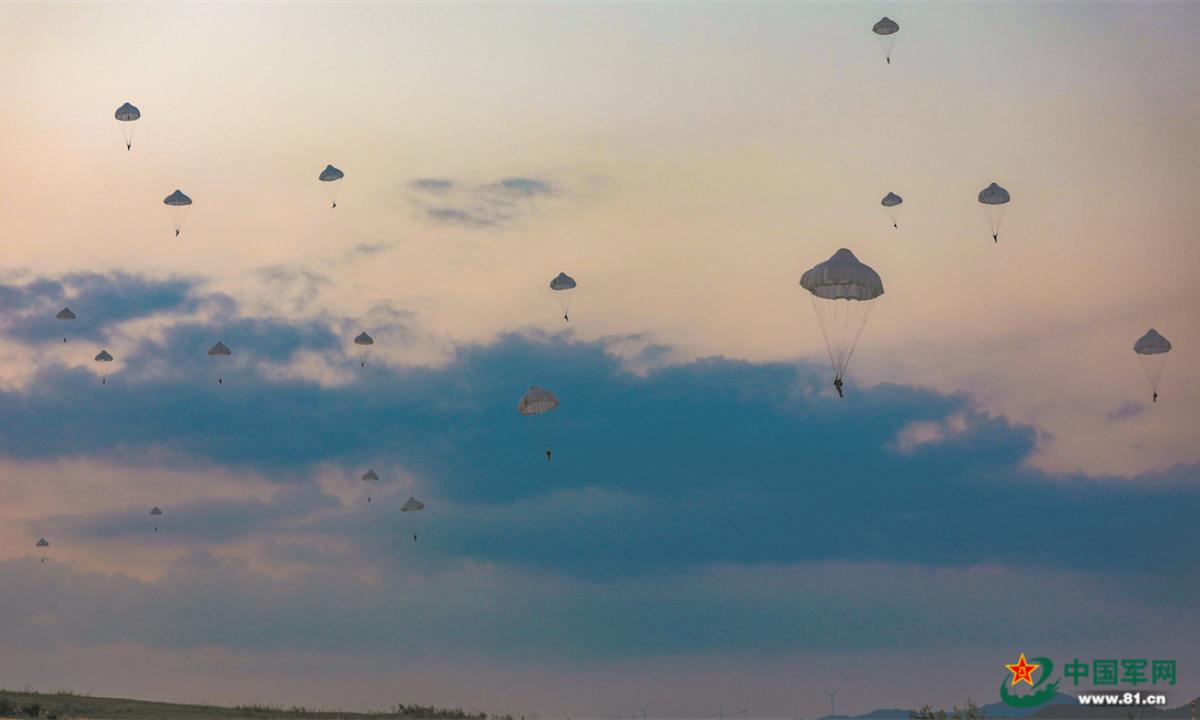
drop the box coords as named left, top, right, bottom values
left=1138, top=354, right=1168, bottom=399
left=982, top=204, right=1004, bottom=242
left=809, top=295, right=877, bottom=383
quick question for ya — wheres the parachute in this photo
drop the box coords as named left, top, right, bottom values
left=978, top=182, right=1010, bottom=242
left=95, top=350, right=113, bottom=384
left=56, top=307, right=75, bottom=342
left=881, top=192, right=903, bottom=228
left=1133, top=329, right=1171, bottom=402
left=799, top=248, right=884, bottom=396
left=36, top=537, right=49, bottom=562
left=150, top=506, right=163, bottom=531
left=163, top=190, right=192, bottom=236
left=873, top=17, right=899, bottom=64
left=519, top=386, right=560, bottom=460
left=354, top=331, right=374, bottom=367
left=362, top=469, right=379, bottom=502
left=401, top=496, right=425, bottom=541
left=550, top=272, right=577, bottom=321
left=115, top=102, right=140, bottom=150
left=319, top=165, right=344, bottom=208
left=207, top=341, right=231, bottom=384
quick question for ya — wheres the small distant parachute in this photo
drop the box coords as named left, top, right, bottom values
left=519, top=386, right=560, bottom=460
left=150, top=506, right=163, bottom=531
left=115, top=102, right=140, bottom=150
left=163, top=190, right=192, bottom=236
left=550, top=272, right=577, bottom=321
left=208, top=341, right=231, bottom=384
left=56, top=307, right=75, bottom=342
left=95, top=350, right=113, bottom=384
left=354, top=331, right=374, bottom=367
left=881, top=192, right=903, bottom=228
left=978, top=182, right=1010, bottom=242
left=362, top=469, right=379, bottom=502
left=873, top=17, right=900, bottom=64
left=401, top=496, right=425, bottom=541
left=1133, top=329, right=1171, bottom=402
left=799, top=248, right=884, bottom=397
left=319, top=165, right=344, bottom=208
left=36, top=538, right=49, bottom=562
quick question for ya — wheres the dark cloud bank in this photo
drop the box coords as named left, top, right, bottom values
left=3, top=273, right=1197, bottom=584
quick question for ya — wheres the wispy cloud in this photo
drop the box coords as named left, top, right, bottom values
left=1107, top=400, right=1146, bottom=422
left=408, top=176, right=557, bottom=228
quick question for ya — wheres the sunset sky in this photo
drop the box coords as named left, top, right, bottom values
left=1, top=2, right=1197, bottom=718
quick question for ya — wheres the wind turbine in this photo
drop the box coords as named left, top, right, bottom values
left=712, top=702, right=726, bottom=720
left=738, top=701, right=750, bottom=720
left=635, top=704, right=650, bottom=720
left=611, top=708, right=622, bottom=720
left=822, top=690, right=839, bottom=718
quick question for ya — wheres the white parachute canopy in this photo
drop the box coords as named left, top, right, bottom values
left=1133, top=329, right=1172, bottom=401
left=163, top=190, right=192, bottom=236
left=353, top=331, right=373, bottom=367
left=978, top=182, right=1010, bottom=242
left=319, top=165, right=344, bottom=208
left=873, top=17, right=899, bottom=64
left=881, top=192, right=903, bottom=228
left=57, top=307, right=75, bottom=342
left=115, top=102, right=140, bottom=150
left=550, top=272, right=577, bottom=321
left=519, top=386, right=560, bottom=416
left=799, top=248, right=884, bottom=392
left=362, top=469, right=379, bottom=502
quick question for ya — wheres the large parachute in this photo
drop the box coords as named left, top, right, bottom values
left=95, top=350, right=113, bottom=384
left=401, top=496, right=425, bottom=541
left=978, top=182, right=1010, bottom=242
left=873, top=17, right=899, bottom=64
left=362, top=469, right=379, bottom=502
left=1133, top=329, right=1171, bottom=402
left=519, top=386, right=560, bottom=460
left=881, top=192, right=903, bottom=228
left=550, top=272, right=577, bottom=321
left=354, top=331, right=374, bottom=367
left=319, top=165, right=344, bottom=208
left=799, top=248, right=884, bottom=397
left=56, top=307, right=75, bottom=342
left=208, top=341, right=231, bottom=384
left=115, top=102, right=140, bottom=150
left=164, top=190, right=192, bottom=236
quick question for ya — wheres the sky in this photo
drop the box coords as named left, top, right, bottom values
left=0, top=2, right=1198, bottom=718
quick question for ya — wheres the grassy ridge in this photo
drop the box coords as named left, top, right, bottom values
left=0, top=689, right=524, bottom=720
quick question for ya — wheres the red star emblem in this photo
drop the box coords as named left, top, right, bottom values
left=1006, top=653, right=1040, bottom=686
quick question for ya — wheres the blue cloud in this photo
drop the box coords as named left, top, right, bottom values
left=1, top=272, right=201, bottom=345
left=5, top=305, right=1197, bottom=585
